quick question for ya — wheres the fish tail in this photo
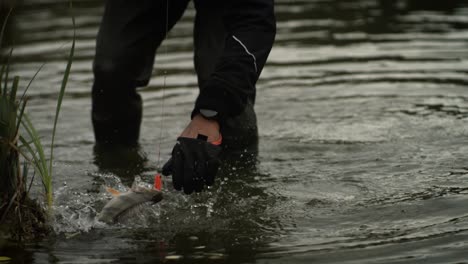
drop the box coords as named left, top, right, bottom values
left=106, top=187, right=121, bottom=196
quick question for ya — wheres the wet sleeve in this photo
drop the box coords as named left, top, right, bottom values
left=193, top=0, right=276, bottom=120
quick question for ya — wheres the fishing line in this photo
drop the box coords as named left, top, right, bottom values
left=156, top=0, right=170, bottom=170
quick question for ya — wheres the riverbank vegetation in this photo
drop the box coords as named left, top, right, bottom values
left=0, top=4, right=75, bottom=240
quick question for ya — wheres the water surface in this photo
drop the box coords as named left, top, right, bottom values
left=2, top=0, right=468, bottom=263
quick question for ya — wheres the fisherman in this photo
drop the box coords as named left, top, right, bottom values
left=91, top=0, right=276, bottom=194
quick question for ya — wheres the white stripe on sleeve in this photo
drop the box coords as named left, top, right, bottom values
left=232, top=35, right=258, bottom=73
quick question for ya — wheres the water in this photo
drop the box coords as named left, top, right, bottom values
left=2, top=0, right=468, bottom=263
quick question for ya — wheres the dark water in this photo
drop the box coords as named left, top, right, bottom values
left=2, top=0, right=468, bottom=263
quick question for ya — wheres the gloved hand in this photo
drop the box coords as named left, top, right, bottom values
left=162, top=137, right=222, bottom=194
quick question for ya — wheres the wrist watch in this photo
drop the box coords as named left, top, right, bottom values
left=199, top=109, right=219, bottom=121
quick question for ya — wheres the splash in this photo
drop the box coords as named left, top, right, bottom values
left=51, top=172, right=162, bottom=233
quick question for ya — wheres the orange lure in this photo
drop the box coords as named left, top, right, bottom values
left=154, top=173, right=162, bottom=190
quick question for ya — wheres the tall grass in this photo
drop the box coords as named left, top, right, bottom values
left=0, top=8, right=24, bottom=215
left=0, top=2, right=75, bottom=215
left=0, top=66, right=24, bottom=202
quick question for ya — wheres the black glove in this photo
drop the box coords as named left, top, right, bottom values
left=162, top=137, right=222, bottom=194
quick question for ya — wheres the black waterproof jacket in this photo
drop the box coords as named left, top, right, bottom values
left=193, top=0, right=276, bottom=120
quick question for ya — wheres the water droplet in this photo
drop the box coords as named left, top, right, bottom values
left=190, top=254, right=204, bottom=259
left=188, top=236, right=199, bottom=241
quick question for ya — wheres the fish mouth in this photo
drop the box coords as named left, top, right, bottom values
left=151, top=192, right=163, bottom=203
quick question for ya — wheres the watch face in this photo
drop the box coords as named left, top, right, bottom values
left=200, top=109, right=218, bottom=118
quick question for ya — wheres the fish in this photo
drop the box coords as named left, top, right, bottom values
left=97, top=186, right=163, bottom=224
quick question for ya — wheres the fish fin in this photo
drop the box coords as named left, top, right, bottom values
left=106, top=187, right=121, bottom=196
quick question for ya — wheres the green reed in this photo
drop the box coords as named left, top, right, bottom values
left=0, top=3, right=75, bottom=211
